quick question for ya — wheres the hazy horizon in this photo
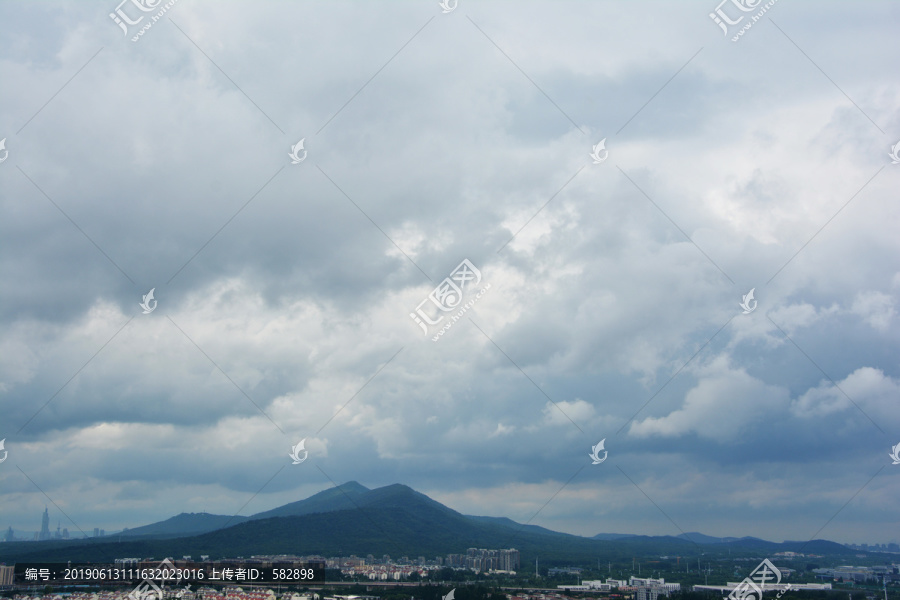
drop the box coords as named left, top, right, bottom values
left=4, top=479, right=888, bottom=547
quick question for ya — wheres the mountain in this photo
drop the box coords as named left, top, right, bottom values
left=119, top=481, right=371, bottom=538
left=717, top=537, right=849, bottom=555
left=593, top=533, right=639, bottom=541
left=677, top=532, right=745, bottom=544
left=0, top=483, right=629, bottom=563
left=248, top=481, right=370, bottom=520
left=119, top=513, right=249, bottom=538
left=467, top=516, right=571, bottom=538
left=780, top=539, right=852, bottom=554
left=0, top=482, right=854, bottom=564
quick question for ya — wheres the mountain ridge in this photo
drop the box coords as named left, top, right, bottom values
left=1, top=482, right=852, bottom=563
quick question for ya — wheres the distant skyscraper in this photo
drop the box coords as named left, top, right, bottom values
left=4, top=526, right=13, bottom=542
left=39, top=507, right=51, bottom=541
left=499, top=548, right=519, bottom=571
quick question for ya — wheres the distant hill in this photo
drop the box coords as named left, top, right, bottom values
left=718, top=537, right=850, bottom=555
left=0, top=484, right=640, bottom=563
left=677, top=532, right=745, bottom=544
left=119, top=513, right=249, bottom=538
left=467, top=516, right=571, bottom=538
left=0, top=482, right=854, bottom=564
left=120, top=481, right=371, bottom=538
left=781, top=539, right=853, bottom=554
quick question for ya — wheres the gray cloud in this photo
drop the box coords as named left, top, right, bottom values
left=1, top=0, right=898, bottom=545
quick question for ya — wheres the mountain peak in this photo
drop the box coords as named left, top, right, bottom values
left=335, top=481, right=370, bottom=494
left=373, top=483, right=415, bottom=494
left=28, top=482, right=855, bottom=564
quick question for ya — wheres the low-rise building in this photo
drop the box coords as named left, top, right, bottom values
left=557, top=578, right=640, bottom=592
left=692, top=582, right=832, bottom=594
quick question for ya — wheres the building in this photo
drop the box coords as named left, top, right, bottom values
left=692, top=583, right=831, bottom=594
left=558, top=582, right=611, bottom=592
left=39, top=507, right=51, bottom=540
left=558, top=578, right=630, bottom=592
left=499, top=549, right=520, bottom=571
left=630, top=577, right=681, bottom=593
left=463, top=548, right=519, bottom=573
left=630, top=577, right=680, bottom=591
left=635, top=585, right=678, bottom=600
left=0, top=565, right=14, bottom=586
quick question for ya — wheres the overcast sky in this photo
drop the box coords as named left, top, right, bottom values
left=1, top=0, right=898, bottom=547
